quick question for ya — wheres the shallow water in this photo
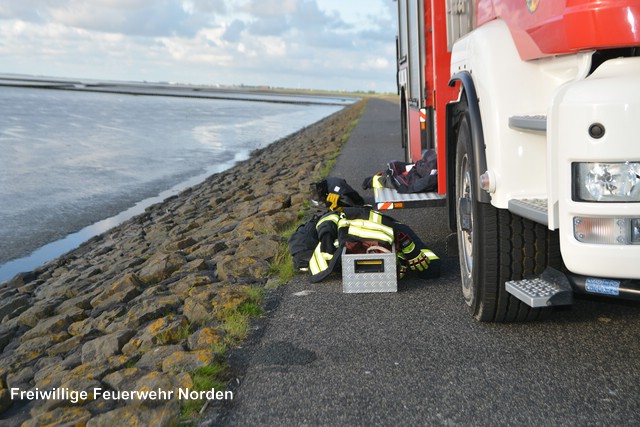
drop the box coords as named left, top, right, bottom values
left=0, top=86, right=343, bottom=281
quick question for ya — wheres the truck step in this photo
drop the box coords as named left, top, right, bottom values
left=373, top=187, right=445, bottom=210
left=505, top=268, right=573, bottom=308
left=509, top=115, right=547, bottom=132
left=508, top=198, right=548, bottom=226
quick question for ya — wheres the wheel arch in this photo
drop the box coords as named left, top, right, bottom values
left=446, top=71, right=491, bottom=231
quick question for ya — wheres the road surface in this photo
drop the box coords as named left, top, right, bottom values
left=205, top=98, right=640, bottom=426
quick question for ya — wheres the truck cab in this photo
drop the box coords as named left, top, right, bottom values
left=393, top=0, right=640, bottom=321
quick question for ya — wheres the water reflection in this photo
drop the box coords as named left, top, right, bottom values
left=0, top=86, right=346, bottom=282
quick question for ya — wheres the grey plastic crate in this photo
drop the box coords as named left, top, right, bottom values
left=341, top=246, right=397, bottom=293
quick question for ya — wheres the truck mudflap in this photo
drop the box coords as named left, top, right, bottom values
left=506, top=267, right=640, bottom=307
left=373, top=187, right=445, bottom=210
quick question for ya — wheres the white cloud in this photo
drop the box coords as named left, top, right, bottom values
left=159, top=28, right=234, bottom=66
left=182, top=0, right=227, bottom=15
left=363, top=57, right=391, bottom=71
left=0, top=0, right=398, bottom=92
left=241, top=0, right=298, bottom=18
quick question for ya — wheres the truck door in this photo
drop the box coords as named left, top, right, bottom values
left=398, top=0, right=426, bottom=162
left=407, top=0, right=424, bottom=111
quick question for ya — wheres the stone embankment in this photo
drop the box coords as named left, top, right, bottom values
left=0, top=100, right=365, bottom=426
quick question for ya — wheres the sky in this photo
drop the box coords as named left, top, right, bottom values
left=0, top=0, right=399, bottom=93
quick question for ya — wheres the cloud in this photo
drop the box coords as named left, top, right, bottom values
left=0, top=0, right=199, bottom=36
left=0, top=0, right=51, bottom=23
left=222, top=20, right=245, bottom=43
left=0, top=0, right=399, bottom=92
left=51, top=0, right=196, bottom=37
left=182, top=0, right=226, bottom=15
left=241, top=0, right=298, bottom=18
left=246, top=16, right=291, bottom=37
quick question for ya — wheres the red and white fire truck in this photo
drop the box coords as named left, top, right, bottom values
left=386, top=0, right=640, bottom=321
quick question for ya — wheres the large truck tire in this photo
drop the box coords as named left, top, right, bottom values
left=454, top=113, right=556, bottom=322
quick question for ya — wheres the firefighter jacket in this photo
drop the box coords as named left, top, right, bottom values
left=308, top=207, right=438, bottom=283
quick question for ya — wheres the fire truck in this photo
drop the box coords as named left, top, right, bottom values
left=385, top=0, right=640, bottom=321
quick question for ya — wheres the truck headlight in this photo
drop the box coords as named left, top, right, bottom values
left=573, top=162, right=640, bottom=202
left=574, top=217, right=640, bottom=245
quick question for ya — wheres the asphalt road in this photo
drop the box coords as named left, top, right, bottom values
left=206, top=98, right=640, bottom=426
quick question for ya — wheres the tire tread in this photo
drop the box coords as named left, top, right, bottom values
left=477, top=203, right=557, bottom=322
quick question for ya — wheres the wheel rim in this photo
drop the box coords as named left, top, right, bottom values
left=458, top=153, right=474, bottom=303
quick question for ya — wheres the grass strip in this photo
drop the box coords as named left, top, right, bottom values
left=179, top=98, right=368, bottom=424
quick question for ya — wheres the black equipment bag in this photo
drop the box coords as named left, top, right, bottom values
left=288, top=216, right=320, bottom=271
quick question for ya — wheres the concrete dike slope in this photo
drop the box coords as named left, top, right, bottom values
left=0, top=100, right=366, bottom=426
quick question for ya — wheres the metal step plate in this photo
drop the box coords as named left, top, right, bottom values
left=509, top=115, right=547, bottom=132
left=508, top=198, right=548, bottom=226
left=505, top=268, right=573, bottom=307
left=373, top=187, right=445, bottom=210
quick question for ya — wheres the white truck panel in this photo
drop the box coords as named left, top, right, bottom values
left=450, top=20, right=591, bottom=210
left=550, top=57, right=640, bottom=279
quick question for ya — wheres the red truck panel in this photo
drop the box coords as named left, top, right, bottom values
left=430, top=0, right=459, bottom=193
left=477, top=0, right=640, bottom=60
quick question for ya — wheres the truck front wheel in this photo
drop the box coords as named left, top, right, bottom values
left=454, top=113, right=553, bottom=322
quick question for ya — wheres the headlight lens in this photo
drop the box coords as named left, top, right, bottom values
left=573, top=162, right=640, bottom=202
